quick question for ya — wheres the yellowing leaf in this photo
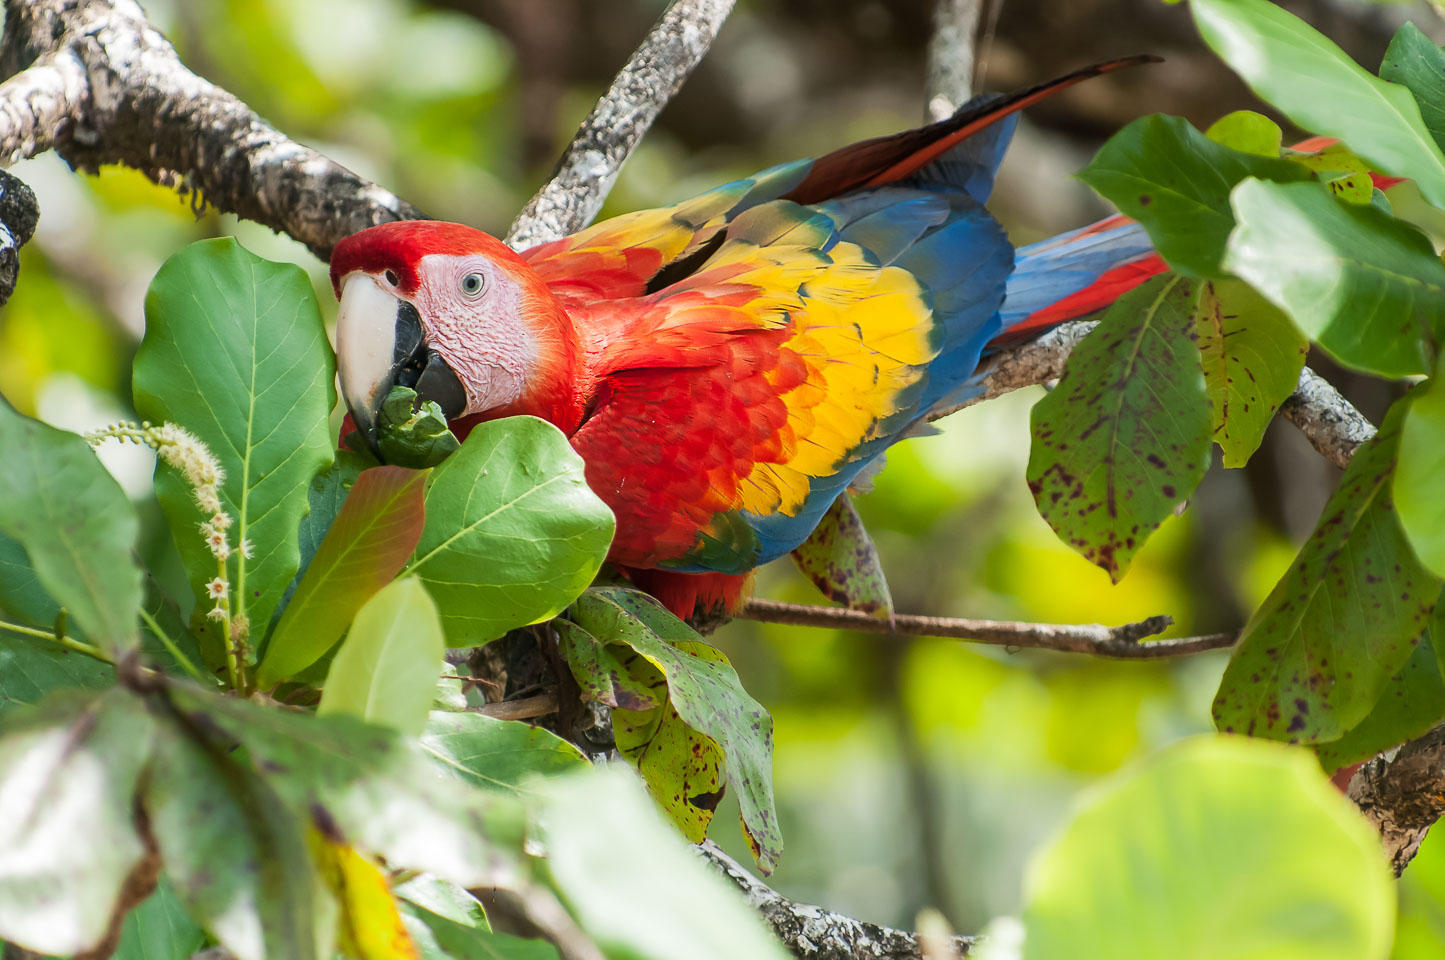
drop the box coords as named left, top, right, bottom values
left=310, top=830, right=420, bottom=960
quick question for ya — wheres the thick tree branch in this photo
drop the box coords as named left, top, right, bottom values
left=1349, top=724, right=1445, bottom=875
left=927, top=0, right=984, bottom=121
left=0, top=166, right=39, bottom=305
left=1278, top=365, right=1377, bottom=470
left=700, top=842, right=976, bottom=959
left=504, top=0, right=736, bottom=249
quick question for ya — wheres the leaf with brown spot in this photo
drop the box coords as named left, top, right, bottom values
left=790, top=493, right=893, bottom=619
left=1195, top=279, right=1308, bottom=468
left=1027, top=274, right=1212, bottom=581
left=1213, top=397, right=1444, bottom=743
left=556, top=619, right=661, bottom=712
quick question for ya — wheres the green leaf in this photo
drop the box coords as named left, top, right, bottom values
left=401, top=901, right=559, bottom=960
left=407, top=416, right=614, bottom=645
left=135, top=238, right=336, bottom=648
left=145, top=712, right=330, bottom=960
left=113, top=877, right=208, bottom=960
left=1190, top=0, right=1445, bottom=209
left=1026, top=274, right=1211, bottom=581
left=1213, top=399, right=1443, bottom=742
left=0, top=634, right=112, bottom=720
left=1397, top=372, right=1445, bottom=578
left=377, top=386, right=461, bottom=469
left=318, top=578, right=445, bottom=737
left=1195, top=279, right=1308, bottom=467
left=1078, top=113, right=1308, bottom=277
left=1017, top=736, right=1394, bottom=960
left=1205, top=109, right=1283, bottom=157
left=0, top=690, right=155, bottom=956
left=421, top=710, right=588, bottom=796
left=1380, top=21, right=1445, bottom=155
left=0, top=402, right=141, bottom=654
left=1315, top=603, right=1445, bottom=774
left=557, top=619, right=661, bottom=712
left=167, top=687, right=528, bottom=890
left=0, top=531, right=62, bottom=626
left=295, top=451, right=371, bottom=582
left=790, top=493, right=893, bottom=618
left=537, top=768, right=790, bottom=960
left=1225, top=178, right=1445, bottom=378
left=571, top=587, right=781, bottom=873
left=259, top=467, right=429, bottom=686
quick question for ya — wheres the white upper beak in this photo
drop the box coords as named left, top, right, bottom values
left=335, top=272, right=402, bottom=427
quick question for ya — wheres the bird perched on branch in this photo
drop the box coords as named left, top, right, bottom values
left=330, top=58, right=1165, bottom=620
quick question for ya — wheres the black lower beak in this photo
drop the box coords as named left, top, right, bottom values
left=349, top=300, right=467, bottom=460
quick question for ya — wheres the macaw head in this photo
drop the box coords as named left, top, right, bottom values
left=329, top=220, right=580, bottom=455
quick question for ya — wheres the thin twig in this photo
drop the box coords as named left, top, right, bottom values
left=0, top=617, right=110, bottom=662
left=137, top=607, right=215, bottom=687
left=740, top=599, right=1234, bottom=659
left=504, top=0, right=736, bottom=249
left=471, top=690, right=561, bottom=722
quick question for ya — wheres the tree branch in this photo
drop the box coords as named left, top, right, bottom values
left=699, top=841, right=976, bottom=959
left=504, top=0, right=736, bottom=249
left=927, top=0, right=984, bottom=121
left=1278, top=365, right=1378, bottom=470
left=1349, top=724, right=1445, bottom=876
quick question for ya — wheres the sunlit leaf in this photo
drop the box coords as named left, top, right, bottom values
left=421, top=711, right=588, bottom=796
left=1380, top=21, right=1445, bottom=155
left=318, top=578, right=444, bottom=737
left=1190, top=0, right=1445, bottom=209
left=0, top=402, right=141, bottom=654
left=1194, top=279, right=1307, bottom=467
left=1027, top=274, right=1210, bottom=581
left=1397, top=371, right=1445, bottom=578
left=310, top=831, right=420, bottom=960
left=1225, top=178, right=1445, bottom=378
left=538, top=768, right=790, bottom=960
left=1214, top=399, right=1442, bottom=742
left=0, top=691, right=155, bottom=956
left=407, top=416, right=614, bottom=645
left=135, top=238, right=336, bottom=650
left=571, top=587, right=781, bottom=873
left=1018, top=736, right=1394, bottom=960
left=1205, top=110, right=1282, bottom=157
left=1079, top=113, right=1307, bottom=276
left=790, top=493, right=893, bottom=618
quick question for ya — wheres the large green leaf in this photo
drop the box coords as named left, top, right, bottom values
left=1078, top=113, right=1308, bottom=277
left=1397, top=371, right=1445, bottom=578
left=570, top=587, right=781, bottom=873
left=538, top=768, right=789, bottom=960
left=790, top=493, right=893, bottom=618
left=318, top=577, right=445, bottom=737
left=0, top=635, right=112, bottom=720
left=1194, top=279, right=1308, bottom=467
left=135, top=238, right=336, bottom=650
left=113, top=877, right=208, bottom=960
left=1381, top=22, right=1445, bottom=155
left=1190, top=0, right=1445, bottom=209
left=406, top=416, right=614, bottom=645
left=556, top=619, right=660, bottom=713
left=0, top=402, right=141, bottom=654
left=259, top=467, right=429, bottom=686
left=421, top=711, right=588, bottom=796
left=1015, top=736, right=1394, bottom=960
left=1225, top=178, right=1445, bottom=378
left=0, top=691, right=155, bottom=956
left=1026, top=274, right=1211, bottom=581
left=1214, top=399, right=1443, bottom=742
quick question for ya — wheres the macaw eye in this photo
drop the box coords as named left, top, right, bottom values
left=460, top=272, right=486, bottom=298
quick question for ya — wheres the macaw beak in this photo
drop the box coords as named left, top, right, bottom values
left=335, top=273, right=467, bottom=458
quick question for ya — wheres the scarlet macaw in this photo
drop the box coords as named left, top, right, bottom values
left=329, top=59, right=1166, bottom=619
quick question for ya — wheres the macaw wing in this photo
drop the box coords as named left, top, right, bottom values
left=572, top=189, right=1011, bottom=573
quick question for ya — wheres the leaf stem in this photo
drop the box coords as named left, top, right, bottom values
left=0, top=617, right=111, bottom=662
left=137, top=606, right=216, bottom=686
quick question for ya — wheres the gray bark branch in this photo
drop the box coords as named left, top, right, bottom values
left=1349, top=724, right=1445, bottom=875
left=927, top=0, right=984, bottom=120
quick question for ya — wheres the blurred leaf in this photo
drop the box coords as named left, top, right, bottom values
left=1205, top=109, right=1283, bottom=156
left=401, top=903, right=559, bottom=960
left=0, top=401, right=141, bottom=654
left=537, top=768, right=789, bottom=960
left=790, top=494, right=893, bottom=618
left=1213, top=399, right=1442, bottom=741
left=556, top=619, right=661, bottom=712
left=0, top=531, right=60, bottom=626
left=1380, top=22, right=1445, bottom=155
left=113, top=877, right=207, bottom=960
left=0, top=634, right=112, bottom=720
left=260, top=467, right=429, bottom=686
left=1190, top=0, right=1445, bottom=209
left=1017, top=736, right=1394, bottom=960
left=1397, top=372, right=1445, bottom=578
left=310, top=832, right=420, bottom=960
left=0, top=690, right=155, bottom=956
left=571, top=587, right=781, bottom=873
left=1225, top=178, right=1444, bottom=378
left=1079, top=113, right=1307, bottom=276
left=421, top=711, right=588, bottom=796
left=1315, top=604, right=1445, bottom=773
left=378, top=386, right=461, bottom=469
left=408, top=416, right=614, bottom=646
left=1027, top=274, right=1210, bottom=582
left=145, top=717, right=329, bottom=960
left=135, top=238, right=336, bottom=648
left=1195, top=279, right=1308, bottom=467
left=318, top=578, right=444, bottom=738
left=167, top=686, right=528, bottom=890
